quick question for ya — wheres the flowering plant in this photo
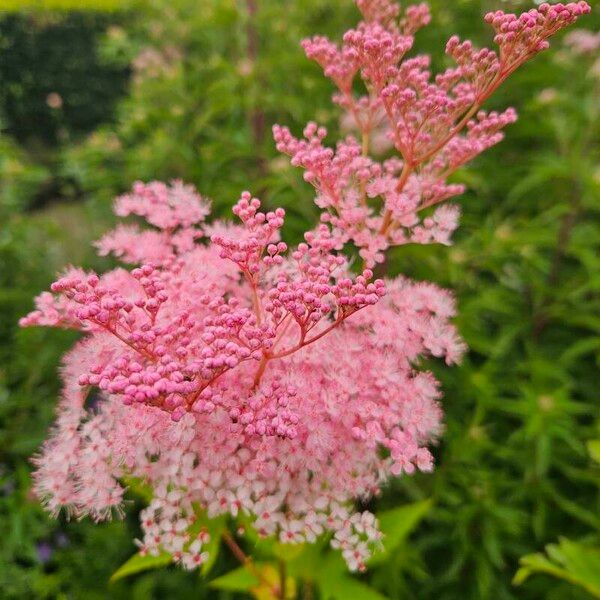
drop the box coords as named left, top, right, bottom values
left=21, top=0, right=590, bottom=589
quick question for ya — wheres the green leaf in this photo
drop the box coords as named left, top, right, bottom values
left=185, top=505, right=229, bottom=575
left=109, top=552, right=172, bottom=582
left=319, top=575, right=388, bottom=600
left=236, top=512, right=261, bottom=544
left=369, top=499, right=433, bottom=566
left=267, top=541, right=307, bottom=562
left=200, top=515, right=227, bottom=575
left=514, top=538, right=600, bottom=598
left=209, top=565, right=261, bottom=591
left=587, top=440, right=600, bottom=464
left=307, top=548, right=387, bottom=600
left=285, top=543, right=328, bottom=580
left=121, top=476, right=153, bottom=502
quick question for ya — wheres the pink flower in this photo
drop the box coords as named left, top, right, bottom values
left=22, top=0, right=589, bottom=572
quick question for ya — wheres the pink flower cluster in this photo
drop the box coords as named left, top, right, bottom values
left=23, top=0, right=589, bottom=573
left=94, top=181, right=208, bottom=264
left=564, top=28, right=600, bottom=55
left=290, top=0, right=590, bottom=266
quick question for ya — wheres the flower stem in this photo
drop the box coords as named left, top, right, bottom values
left=303, top=580, right=314, bottom=600
left=278, top=558, right=287, bottom=599
left=252, top=353, right=269, bottom=389
left=378, top=160, right=413, bottom=236
left=222, top=530, right=274, bottom=590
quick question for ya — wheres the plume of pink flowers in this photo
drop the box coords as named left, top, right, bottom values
left=22, top=0, right=589, bottom=573
left=289, top=0, right=590, bottom=266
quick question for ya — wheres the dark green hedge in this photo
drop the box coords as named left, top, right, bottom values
left=0, top=12, right=129, bottom=146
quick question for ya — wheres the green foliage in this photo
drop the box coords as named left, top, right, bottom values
left=0, top=136, right=49, bottom=214
left=107, top=500, right=430, bottom=598
left=0, top=12, right=129, bottom=146
left=60, top=0, right=358, bottom=227
left=368, top=500, right=433, bottom=567
left=514, top=538, right=600, bottom=599
left=0, top=9, right=130, bottom=214
left=210, top=565, right=262, bottom=592
left=588, top=441, right=600, bottom=465
left=1, top=0, right=599, bottom=598
left=0, top=0, right=130, bottom=13
left=110, top=552, right=173, bottom=583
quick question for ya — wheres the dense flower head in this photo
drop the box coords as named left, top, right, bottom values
left=23, top=181, right=456, bottom=569
left=485, top=2, right=591, bottom=55
left=114, top=180, right=210, bottom=229
left=23, top=0, right=589, bottom=573
left=293, top=0, right=590, bottom=267
left=356, top=0, right=401, bottom=26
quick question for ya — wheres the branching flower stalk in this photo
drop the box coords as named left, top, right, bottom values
left=21, top=0, right=590, bottom=575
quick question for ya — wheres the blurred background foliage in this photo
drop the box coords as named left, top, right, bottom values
left=1, top=0, right=599, bottom=598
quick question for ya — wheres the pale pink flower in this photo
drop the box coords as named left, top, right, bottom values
left=22, top=0, right=589, bottom=572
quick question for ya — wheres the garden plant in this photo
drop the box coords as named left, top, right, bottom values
left=2, top=0, right=599, bottom=599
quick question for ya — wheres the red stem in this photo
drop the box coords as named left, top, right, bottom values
left=222, top=531, right=274, bottom=591
left=269, top=316, right=345, bottom=360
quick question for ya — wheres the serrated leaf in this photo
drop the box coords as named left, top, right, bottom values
left=310, top=550, right=385, bottom=600
left=109, top=552, right=172, bottom=582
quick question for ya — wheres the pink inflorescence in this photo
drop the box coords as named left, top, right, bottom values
left=23, top=0, right=589, bottom=573
left=289, top=0, right=590, bottom=267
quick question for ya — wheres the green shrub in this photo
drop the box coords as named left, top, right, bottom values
left=0, top=12, right=130, bottom=146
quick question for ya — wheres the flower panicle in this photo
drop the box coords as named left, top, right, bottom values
left=288, top=0, right=590, bottom=267
left=21, top=0, right=589, bottom=573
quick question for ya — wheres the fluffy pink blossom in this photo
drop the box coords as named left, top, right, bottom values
left=564, top=29, right=600, bottom=55
left=22, top=0, right=589, bottom=573
left=114, top=180, right=210, bottom=229
left=289, top=0, right=590, bottom=267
